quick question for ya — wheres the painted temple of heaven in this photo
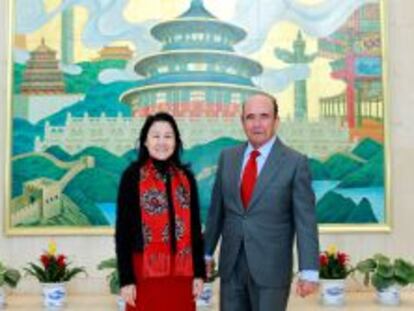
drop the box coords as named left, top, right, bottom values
left=121, top=0, right=265, bottom=118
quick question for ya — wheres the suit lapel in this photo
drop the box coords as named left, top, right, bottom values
left=248, top=138, right=286, bottom=210
left=230, top=143, right=246, bottom=211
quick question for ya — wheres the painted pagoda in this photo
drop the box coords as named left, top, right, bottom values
left=20, top=38, right=65, bottom=95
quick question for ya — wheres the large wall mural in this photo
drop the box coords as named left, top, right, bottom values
left=6, top=0, right=389, bottom=234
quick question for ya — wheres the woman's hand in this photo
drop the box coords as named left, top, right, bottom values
left=193, top=278, right=204, bottom=300
left=120, top=284, right=137, bottom=307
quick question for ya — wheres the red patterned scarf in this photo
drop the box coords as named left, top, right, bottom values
left=139, top=159, right=193, bottom=278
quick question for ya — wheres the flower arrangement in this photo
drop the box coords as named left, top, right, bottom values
left=24, top=241, right=86, bottom=283
left=319, top=244, right=353, bottom=279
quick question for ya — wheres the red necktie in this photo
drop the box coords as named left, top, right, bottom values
left=240, top=150, right=260, bottom=209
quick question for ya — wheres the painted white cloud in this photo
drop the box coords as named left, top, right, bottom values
left=14, top=49, right=30, bottom=64
left=16, top=0, right=159, bottom=56
left=98, top=68, right=140, bottom=84
left=231, top=0, right=379, bottom=54
left=60, top=63, right=83, bottom=75
left=17, top=0, right=379, bottom=56
left=255, top=64, right=310, bottom=93
left=16, top=0, right=52, bottom=33
left=15, top=0, right=379, bottom=87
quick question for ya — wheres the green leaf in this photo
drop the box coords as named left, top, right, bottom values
left=63, top=267, right=86, bottom=281
left=97, top=258, right=117, bottom=270
left=0, top=262, right=6, bottom=273
left=376, top=262, right=393, bottom=278
left=109, top=272, right=120, bottom=295
left=374, top=254, right=390, bottom=265
left=356, top=259, right=377, bottom=273
left=4, top=269, right=21, bottom=288
left=24, top=263, right=47, bottom=282
left=97, top=258, right=122, bottom=293
left=394, top=274, right=410, bottom=287
left=363, top=272, right=370, bottom=287
left=372, top=273, right=393, bottom=290
left=394, top=259, right=414, bottom=285
left=48, top=263, right=62, bottom=282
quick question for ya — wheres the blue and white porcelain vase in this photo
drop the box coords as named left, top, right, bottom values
left=376, top=285, right=400, bottom=305
left=320, top=279, right=345, bottom=306
left=0, top=286, right=6, bottom=308
left=116, top=295, right=126, bottom=311
left=41, top=282, right=66, bottom=308
left=196, top=282, right=213, bottom=307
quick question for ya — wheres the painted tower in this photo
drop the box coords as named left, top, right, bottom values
left=61, top=7, right=74, bottom=65
left=275, top=31, right=316, bottom=121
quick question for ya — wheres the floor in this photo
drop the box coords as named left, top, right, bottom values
left=2, top=292, right=414, bottom=310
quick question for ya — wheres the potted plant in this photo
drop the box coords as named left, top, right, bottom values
left=319, top=244, right=353, bottom=306
left=356, top=254, right=414, bottom=305
left=97, top=257, right=125, bottom=311
left=24, top=241, right=86, bottom=308
left=0, top=260, right=21, bottom=307
left=196, top=261, right=219, bottom=307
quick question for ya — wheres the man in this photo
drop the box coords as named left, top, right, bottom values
left=204, top=93, right=319, bottom=311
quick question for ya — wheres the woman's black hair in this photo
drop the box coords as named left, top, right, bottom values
left=136, top=112, right=186, bottom=168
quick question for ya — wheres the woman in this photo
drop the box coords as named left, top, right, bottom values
left=115, top=112, right=205, bottom=311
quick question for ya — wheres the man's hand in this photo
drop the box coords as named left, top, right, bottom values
left=120, top=284, right=137, bottom=307
left=295, top=279, right=318, bottom=298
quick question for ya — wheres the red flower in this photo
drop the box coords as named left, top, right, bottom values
left=319, top=253, right=328, bottom=266
left=40, top=254, right=50, bottom=268
left=337, top=252, right=348, bottom=266
left=57, top=254, right=66, bottom=268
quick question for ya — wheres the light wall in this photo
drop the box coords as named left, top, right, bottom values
left=1, top=0, right=413, bottom=294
